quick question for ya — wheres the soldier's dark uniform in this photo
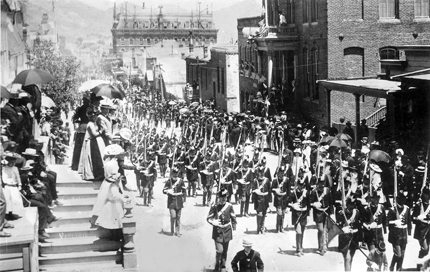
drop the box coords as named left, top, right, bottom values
left=387, top=194, right=411, bottom=271
left=309, top=179, right=332, bottom=255
left=413, top=189, right=430, bottom=264
left=361, top=194, right=387, bottom=254
left=288, top=179, right=310, bottom=256
left=272, top=162, right=293, bottom=233
left=162, top=168, right=186, bottom=236
left=253, top=167, right=271, bottom=234
left=336, top=199, right=362, bottom=271
left=207, top=190, right=237, bottom=272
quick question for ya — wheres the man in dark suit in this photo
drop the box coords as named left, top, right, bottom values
left=231, top=239, right=264, bottom=272
left=207, top=189, right=237, bottom=272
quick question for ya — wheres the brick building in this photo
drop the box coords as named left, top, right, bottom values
left=237, top=0, right=430, bottom=130
left=185, top=44, right=239, bottom=112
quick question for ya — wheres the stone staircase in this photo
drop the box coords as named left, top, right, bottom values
left=39, top=165, right=124, bottom=272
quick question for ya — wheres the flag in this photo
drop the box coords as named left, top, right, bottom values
left=326, top=216, right=343, bottom=245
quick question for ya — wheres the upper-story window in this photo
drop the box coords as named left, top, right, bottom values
left=310, top=0, right=318, bottom=22
left=415, top=0, right=430, bottom=17
left=379, top=0, right=399, bottom=19
left=133, top=21, right=138, bottom=28
left=129, top=38, right=133, bottom=45
left=379, top=47, right=399, bottom=59
left=303, top=0, right=309, bottom=23
left=286, top=0, right=295, bottom=24
left=120, top=38, right=125, bottom=45
left=140, top=38, right=144, bottom=45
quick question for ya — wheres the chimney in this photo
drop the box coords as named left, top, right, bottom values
left=113, top=2, right=116, bottom=20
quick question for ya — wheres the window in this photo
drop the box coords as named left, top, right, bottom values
left=310, top=0, right=318, bottom=22
left=140, top=38, right=144, bottom=45
left=379, top=47, right=399, bottom=59
left=217, top=67, right=221, bottom=93
left=311, top=48, right=319, bottom=99
left=303, top=0, right=309, bottom=23
left=147, top=38, right=151, bottom=44
left=120, top=38, right=125, bottom=45
left=286, top=0, right=295, bottom=24
left=129, top=38, right=133, bottom=45
left=415, top=0, right=430, bottom=17
left=221, top=68, right=225, bottom=95
left=303, top=47, right=310, bottom=97
left=379, top=0, right=399, bottom=19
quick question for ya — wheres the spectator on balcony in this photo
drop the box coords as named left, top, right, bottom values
left=279, top=10, right=287, bottom=26
left=358, top=119, right=369, bottom=145
left=343, top=121, right=355, bottom=143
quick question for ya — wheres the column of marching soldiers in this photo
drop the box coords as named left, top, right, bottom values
left=120, top=98, right=429, bottom=272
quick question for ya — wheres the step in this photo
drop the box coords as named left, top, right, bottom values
left=57, top=187, right=99, bottom=200
left=56, top=181, right=101, bottom=189
left=48, top=211, right=92, bottom=227
left=39, top=261, right=125, bottom=272
left=46, top=224, right=111, bottom=239
left=52, top=198, right=95, bottom=212
left=39, top=250, right=122, bottom=267
left=40, top=236, right=122, bottom=255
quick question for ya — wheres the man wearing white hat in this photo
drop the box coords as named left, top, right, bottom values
left=231, top=239, right=264, bottom=272
left=97, top=102, right=113, bottom=146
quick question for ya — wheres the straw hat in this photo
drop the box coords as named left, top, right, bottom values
left=242, top=239, right=252, bottom=247
left=22, top=148, right=39, bottom=157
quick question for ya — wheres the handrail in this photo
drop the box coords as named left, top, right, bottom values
left=366, top=106, right=387, bottom=128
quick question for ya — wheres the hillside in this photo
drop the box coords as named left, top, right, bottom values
left=213, top=1, right=262, bottom=44
left=24, top=0, right=262, bottom=46
left=25, top=0, right=112, bottom=42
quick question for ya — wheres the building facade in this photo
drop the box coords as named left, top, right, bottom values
left=237, top=0, right=430, bottom=127
left=1, top=0, right=27, bottom=85
left=185, top=44, right=239, bottom=113
left=111, top=4, right=218, bottom=55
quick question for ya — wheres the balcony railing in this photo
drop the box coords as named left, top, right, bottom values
left=259, top=25, right=297, bottom=38
left=366, top=106, right=387, bottom=128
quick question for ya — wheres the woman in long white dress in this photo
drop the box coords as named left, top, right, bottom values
left=78, top=110, right=106, bottom=181
left=1, top=152, right=24, bottom=219
left=90, top=144, right=125, bottom=225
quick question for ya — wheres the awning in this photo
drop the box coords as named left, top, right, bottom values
left=318, top=78, right=401, bottom=99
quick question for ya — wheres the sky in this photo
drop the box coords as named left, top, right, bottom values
left=82, top=0, right=261, bottom=12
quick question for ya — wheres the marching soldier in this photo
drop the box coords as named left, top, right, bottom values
left=288, top=173, right=310, bottom=257
left=236, top=159, right=253, bottom=217
left=185, top=147, right=199, bottom=197
left=219, top=159, right=235, bottom=203
left=387, top=193, right=411, bottom=271
left=157, top=142, right=168, bottom=178
left=362, top=193, right=387, bottom=255
left=413, top=188, right=430, bottom=269
left=162, top=167, right=186, bottom=237
left=310, top=177, right=333, bottom=255
left=272, top=158, right=293, bottom=233
left=253, top=166, right=271, bottom=234
left=207, top=189, right=237, bottom=272
left=336, top=197, right=362, bottom=272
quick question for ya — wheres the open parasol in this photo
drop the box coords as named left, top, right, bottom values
left=91, top=84, right=125, bottom=100
left=330, top=137, right=348, bottom=148
left=168, top=100, right=177, bottom=105
left=189, top=101, right=199, bottom=108
left=41, top=95, right=56, bottom=108
left=179, top=107, right=191, bottom=114
left=337, top=133, right=353, bottom=142
left=320, top=135, right=335, bottom=144
left=78, top=80, right=109, bottom=93
left=369, top=150, right=392, bottom=163
left=1, top=86, right=12, bottom=99
left=12, top=69, right=55, bottom=86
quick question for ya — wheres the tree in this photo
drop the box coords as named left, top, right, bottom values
left=27, top=39, right=81, bottom=105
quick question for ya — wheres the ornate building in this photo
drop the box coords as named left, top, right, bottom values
left=111, top=4, right=218, bottom=54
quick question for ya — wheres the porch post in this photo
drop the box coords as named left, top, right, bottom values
left=268, top=51, right=273, bottom=88
left=354, top=94, right=360, bottom=147
left=325, top=88, right=332, bottom=127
